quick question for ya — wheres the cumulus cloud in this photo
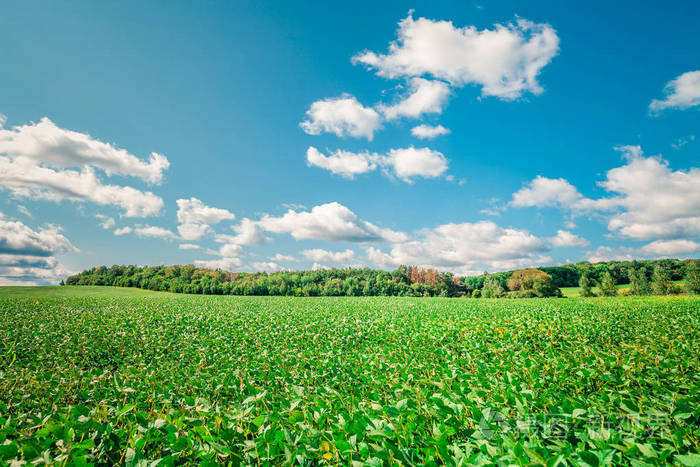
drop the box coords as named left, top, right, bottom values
left=251, top=261, right=287, bottom=273
left=114, top=226, right=132, bottom=236
left=549, top=229, right=589, bottom=247
left=386, top=147, right=448, bottom=181
left=649, top=70, right=700, bottom=113
left=176, top=198, right=235, bottom=225
left=639, top=239, right=700, bottom=256
left=306, top=147, right=380, bottom=179
left=600, top=146, right=700, bottom=240
left=194, top=257, right=242, bottom=271
left=353, top=13, right=559, bottom=100
left=300, top=94, right=382, bottom=140
left=307, top=146, right=448, bottom=182
left=0, top=213, right=76, bottom=257
left=0, top=254, right=72, bottom=286
left=175, top=198, right=235, bottom=241
left=411, top=124, right=450, bottom=139
left=258, top=202, right=407, bottom=243
left=0, top=157, right=164, bottom=217
left=177, top=223, right=211, bottom=241
left=0, top=213, right=75, bottom=285
left=511, top=146, right=700, bottom=242
left=0, top=117, right=169, bottom=183
left=269, top=253, right=298, bottom=262
left=585, top=240, right=699, bottom=263
left=584, top=246, right=637, bottom=263
left=0, top=116, right=167, bottom=217
left=230, top=218, right=268, bottom=246
left=511, top=176, right=587, bottom=209
left=178, top=243, right=200, bottom=250
left=302, top=248, right=356, bottom=263
left=377, top=78, right=451, bottom=120
left=217, top=243, right=244, bottom=258
left=134, top=225, right=178, bottom=240
left=367, top=220, right=549, bottom=274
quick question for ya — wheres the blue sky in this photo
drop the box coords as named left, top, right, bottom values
left=1, top=0, right=699, bottom=284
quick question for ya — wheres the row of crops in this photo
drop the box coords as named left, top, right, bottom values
left=0, top=294, right=698, bottom=465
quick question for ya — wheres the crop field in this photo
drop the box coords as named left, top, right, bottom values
left=0, top=291, right=699, bottom=465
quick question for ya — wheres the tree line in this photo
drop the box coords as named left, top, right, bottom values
left=63, top=258, right=700, bottom=298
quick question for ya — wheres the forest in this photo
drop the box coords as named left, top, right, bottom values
left=64, top=258, right=700, bottom=298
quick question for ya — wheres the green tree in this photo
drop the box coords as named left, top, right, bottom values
left=508, top=269, right=561, bottom=297
left=578, top=273, right=594, bottom=297
left=652, top=265, right=671, bottom=295
left=628, top=268, right=650, bottom=296
left=684, top=262, right=700, bottom=294
left=532, top=275, right=562, bottom=297
left=599, top=271, right=617, bottom=296
left=482, top=276, right=505, bottom=298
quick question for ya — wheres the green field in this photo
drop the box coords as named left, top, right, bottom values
left=0, top=289, right=698, bottom=465
left=0, top=285, right=177, bottom=298
left=559, top=281, right=686, bottom=298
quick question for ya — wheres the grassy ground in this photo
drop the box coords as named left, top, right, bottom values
left=0, top=291, right=698, bottom=464
left=560, top=280, right=685, bottom=297
left=0, top=285, right=176, bottom=298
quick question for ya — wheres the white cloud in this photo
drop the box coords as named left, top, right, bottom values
left=306, top=147, right=380, bottom=179
left=0, top=253, right=72, bottom=286
left=549, top=229, right=589, bottom=247
left=258, top=202, right=407, bottom=243
left=96, top=214, right=115, bottom=230
left=512, top=146, right=700, bottom=242
left=411, top=124, right=450, bottom=139
left=650, top=70, right=700, bottom=112
left=353, top=13, right=559, bottom=100
left=0, top=117, right=169, bottom=183
left=366, top=220, right=549, bottom=274
left=134, top=225, right=178, bottom=240
left=386, top=147, right=448, bottom=181
left=0, top=213, right=76, bottom=256
left=510, top=176, right=586, bottom=208
left=377, top=78, right=451, bottom=120
left=640, top=239, right=700, bottom=256
left=230, top=218, right=268, bottom=246
left=601, top=147, right=700, bottom=240
left=0, top=157, right=164, bottom=217
left=251, top=261, right=286, bottom=273
left=114, top=226, right=132, bottom=236
left=0, top=116, right=167, bottom=218
left=175, top=198, right=235, bottom=241
left=307, top=146, right=448, bottom=182
left=178, top=243, right=200, bottom=250
left=300, top=94, right=382, bottom=140
left=269, top=253, right=298, bottom=262
left=585, top=240, right=700, bottom=263
left=217, top=243, right=244, bottom=257
left=672, top=135, right=695, bottom=150
left=0, top=213, right=75, bottom=285
left=17, top=205, right=32, bottom=218
left=176, top=198, right=235, bottom=225
left=194, top=257, right=242, bottom=271
left=176, top=198, right=236, bottom=224
left=311, top=262, right=330, bottom=271
left=302, top=248, right=356, bottom=263
left=177, top=223, right=211, bottom=241
left=584, top=246, right=636, bottom=263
